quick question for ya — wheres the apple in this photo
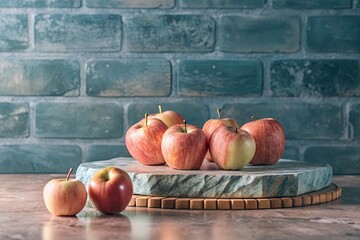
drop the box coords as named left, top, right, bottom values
left=88, top=166, right=133, bottom=214
left=150, top=105, right=184, bottom=127
left=43, top=168, right=87, bottom=216
left=202, top=108, right=240, bottom=162
left=161, top=120, right=207, bottom=170
left=209, top=126, right=256, bottom=170
left=241, top=118, right=285, bottom=165
left=125, top=113, right=168, bottom=165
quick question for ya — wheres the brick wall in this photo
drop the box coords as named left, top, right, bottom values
left=0, top=0, right=359, bottom=174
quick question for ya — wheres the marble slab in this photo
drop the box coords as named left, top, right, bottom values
left=76, top=157, right=333, bottom=198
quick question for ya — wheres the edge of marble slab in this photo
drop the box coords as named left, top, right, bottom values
left=76, top=157, right=333, bottom=198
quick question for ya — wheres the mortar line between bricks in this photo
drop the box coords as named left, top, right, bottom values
left=79, top=59, right=87, bottom=97
left=344, top=102, right=353, bottom=141
left=0, top=7, right=358, bottom=15
left=261, top=59, right=272, bottom=97
left=170, top=58, right=179, bottom=97
left=28, top=13, right=35, bottom=51
left=28, top=102, right=36, bottom=139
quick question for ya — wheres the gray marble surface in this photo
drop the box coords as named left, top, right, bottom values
left=76, top=157, right=333, bottom=198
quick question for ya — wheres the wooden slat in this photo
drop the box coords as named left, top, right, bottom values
left=128, top=196, right=137, bottom=207
left=190, top=199, right=204, bottom=210
left=257, top=199, right=270, bottom=209
left=136, top=196, right=149, bottom=207
left=217, top=199, right=231, bottom=210
left=148, top=197, right=163, bottom=208
left=311, top=193, right=320, bottom=205
left=204, top=199, right=217, bottom=210
left=244, top=199, right=257, bottom=210
left=231, top=199, right=245, bottom=210
left=319, top=193, right=327, bottom=203
left=293, top=196, right=303, bottom=207
left=281, top=197, right=293, bottom=208
left=302, top=195, right=312, bottom=206
left=176, top=198, right=190, bottom=209
left=269, top=198, right=282, bottom=209
left=162, top=198, right=177, bottom=209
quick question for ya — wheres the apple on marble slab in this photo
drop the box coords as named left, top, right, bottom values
left=150, top=105, right=184, bottom=127
left=209, top=125, right=256, bottom=170
left=125, top=113, right=168, bottom=166
left=161, top=120, right=208, bottom=170
left=241, top=118, right=285, bottom=165
left=202, top=108, right=240, bottom=162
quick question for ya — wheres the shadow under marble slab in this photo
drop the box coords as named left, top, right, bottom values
left=76, top=157, right=332, bottom=198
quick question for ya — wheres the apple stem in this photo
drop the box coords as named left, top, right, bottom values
left=235, top=127, right=238, bottom=133
left=145, top=113, right=149, bottom=127
left=183, top=119, right=187, bottom=133
left=158, top=105, right=162, bottom=114
left=66, top=168, right=73, bottom=181
left=216, top=108, right=222, bottom=119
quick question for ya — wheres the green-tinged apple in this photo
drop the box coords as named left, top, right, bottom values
left=150, top=105, right=184, bottom=127
left=125, top=113, right=168, bottom=165
left=43, top=168, right=87, bottom=216
left=161, top=120, right=207, bottom=170
left=202, top=108, right=240, bottom=162
left=241, top=118, right=285, bottom=165
left=209, top=126, right=256, bottom=170
left=88, top=166, right=133, bottom=214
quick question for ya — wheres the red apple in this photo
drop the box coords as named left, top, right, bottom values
left=88, top=166, right=133, bottom=214
left=161, top=121, right=207, bottom=170
left=209, top=126, right=256, bottom=170
left=202, top=108, right=240, bottom=162
left=125, top=113, right=168, bottom=165
left=43, top=168, right=87, bottom=216
left=150, top=105, right=184, bottom=127
left=241, top=118, right=285, bottom=165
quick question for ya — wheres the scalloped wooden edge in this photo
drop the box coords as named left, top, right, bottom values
left=127, top=183, right=342, bottom=210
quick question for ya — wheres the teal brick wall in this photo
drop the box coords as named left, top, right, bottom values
left=0, top=0, right=359, bottom=174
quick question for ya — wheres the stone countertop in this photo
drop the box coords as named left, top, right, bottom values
left=0, top=174, right=359, bottom=240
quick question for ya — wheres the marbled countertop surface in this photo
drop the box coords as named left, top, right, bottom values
left=0, top=174, right=359, bottom=240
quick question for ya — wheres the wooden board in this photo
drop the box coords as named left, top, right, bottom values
left=127, top=183, right=341, bottom=210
